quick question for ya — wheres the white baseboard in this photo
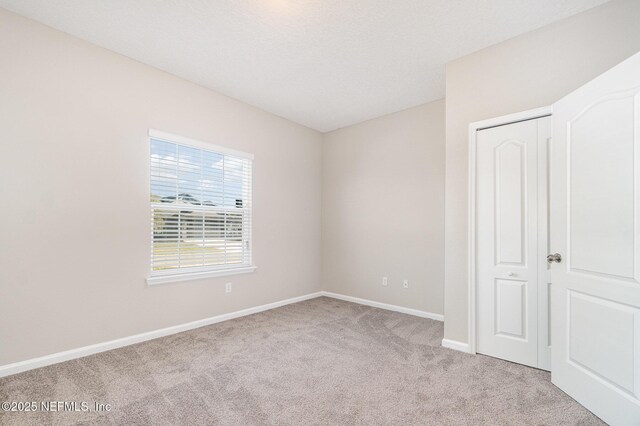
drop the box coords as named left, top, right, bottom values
left=0, top=292, right=323, bottom=378
left=320, top=291, right=444, bottom=322
left=441, top=338, right=471, bottom=353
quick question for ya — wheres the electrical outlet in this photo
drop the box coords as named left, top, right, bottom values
left=225, top=282, right=232, bottom=293
left=382, top=276, right=388, bottom=287
left=403, top=279, right=409, bottom=289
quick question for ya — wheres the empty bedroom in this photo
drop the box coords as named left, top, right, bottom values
left=1, top=0, right=640, bottom=425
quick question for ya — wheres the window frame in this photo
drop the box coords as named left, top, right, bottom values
left=146, top=129, right=256, bottom=285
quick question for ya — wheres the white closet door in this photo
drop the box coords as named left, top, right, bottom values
left=477, top=117, right=549, bottom=368
left=550, top=51, right=640, bottom=425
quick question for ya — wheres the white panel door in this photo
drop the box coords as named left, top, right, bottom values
left=550, top=51, right=640, bottom=425
left=477, top=117, right=551, bottom=369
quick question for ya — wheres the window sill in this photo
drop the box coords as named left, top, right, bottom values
left=146, top=266, right=257, bottom=286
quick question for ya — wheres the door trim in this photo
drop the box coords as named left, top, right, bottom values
left=467, top=106, right=553, bottom=355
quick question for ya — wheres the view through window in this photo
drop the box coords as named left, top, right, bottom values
left=150, top=134, right=252, bottom=276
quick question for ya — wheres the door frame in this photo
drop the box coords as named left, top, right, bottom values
left=467, top=105, right=553, bottom=355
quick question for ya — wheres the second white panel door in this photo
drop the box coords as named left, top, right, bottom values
left=476, top=116, right=551, bottom=370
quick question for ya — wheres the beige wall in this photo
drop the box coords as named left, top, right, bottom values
left=444, top=0, right=640, bottom=343
left=322, top=100, right=445, bottom=315
left=0, top=9, right=322, bottom=365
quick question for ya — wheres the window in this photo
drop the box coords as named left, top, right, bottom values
left=147, top=130, right=254, bottom=284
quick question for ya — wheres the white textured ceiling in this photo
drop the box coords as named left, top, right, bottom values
left=0, top=0, right=609, bottom=132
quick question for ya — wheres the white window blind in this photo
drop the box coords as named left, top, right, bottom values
left=149, top=132, right=252, bottom=279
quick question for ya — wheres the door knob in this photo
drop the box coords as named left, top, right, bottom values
left=547, top=253, right=562, bottom=263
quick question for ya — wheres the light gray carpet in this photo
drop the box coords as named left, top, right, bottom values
left=0, top=297, right=603, bottom=425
